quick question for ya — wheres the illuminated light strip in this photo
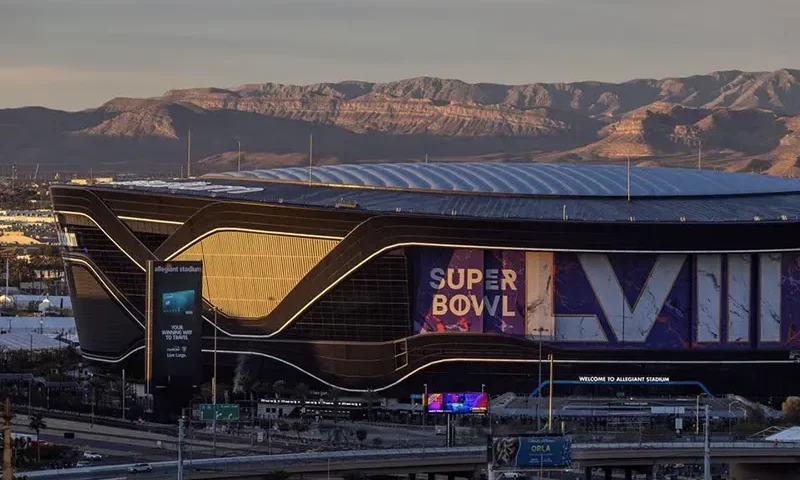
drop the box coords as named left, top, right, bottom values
left=204, top=350, right=799, bottom=393
left=62, top=256, right=145, bottom=329
left=81, top=346, right=144, bottom=363
left=202, top=238, right=800, bottom=339
left=55, top=210, right=146, bottom=271
left=55, top=208, right=800, bottom=339
left=118, top=215, right=184, bottom=226
left=165, top=227, right=343, bottom=261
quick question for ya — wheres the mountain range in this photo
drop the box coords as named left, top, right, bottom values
left=2, top=68, right=800, bottom=177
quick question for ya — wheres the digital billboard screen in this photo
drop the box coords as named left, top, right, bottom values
left=425, top=392, right=488, bottom=414
left=146, top=261, right=203, bottom=389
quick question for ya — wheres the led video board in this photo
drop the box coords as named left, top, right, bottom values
left=425, top=392, right=488, bottom=414
left=145, top=261, right=203, bottom=390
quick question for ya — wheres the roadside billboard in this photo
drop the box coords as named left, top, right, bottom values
left=489, top=435, right=572, bottom=469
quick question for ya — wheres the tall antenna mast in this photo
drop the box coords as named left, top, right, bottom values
left=237, top=140, right=241, bottom=172
left=308, top=131, right=313, bottom=185
left=626, top=156, right=631, bottom=202
left=187, top=129, right=192, bottom=178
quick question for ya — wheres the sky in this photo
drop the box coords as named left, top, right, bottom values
left=1, top=0, right=798, bottom=111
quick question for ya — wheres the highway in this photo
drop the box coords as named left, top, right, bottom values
left=19, top=441, right=800, bottom=480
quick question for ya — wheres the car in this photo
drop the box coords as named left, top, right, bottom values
left=82, top=452, right=103, bottom=461
left=128, top=463, right=153, bottom=474
left=75, top=461, right=90, bottom=468
left=435, top=426, right=447, bottom=435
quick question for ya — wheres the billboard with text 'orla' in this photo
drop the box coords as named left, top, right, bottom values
left=409, top=248, right=800, bottom=349
left=489, top=435, right=572, bottom=469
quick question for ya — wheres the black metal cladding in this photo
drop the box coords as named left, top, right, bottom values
left=281, top=251, right=410, bottom=341
left=62, top=223, right=146, bottom=313
left=65, top=263, right=143, bottom=356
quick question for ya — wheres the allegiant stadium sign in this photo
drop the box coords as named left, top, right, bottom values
left=110, top=180, right=263, bottom=195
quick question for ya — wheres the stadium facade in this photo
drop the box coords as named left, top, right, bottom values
left=51, top=163, right=800, bottom=398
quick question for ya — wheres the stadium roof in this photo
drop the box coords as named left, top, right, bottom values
left=210, top=163, right=800, bottom=198
left=100, top=163, right=800, bottom=223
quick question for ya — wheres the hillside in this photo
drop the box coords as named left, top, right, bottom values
left=1, top=69, right=800, bottom=175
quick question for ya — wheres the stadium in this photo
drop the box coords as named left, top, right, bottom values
left=51, top=162, right=800, bottom=400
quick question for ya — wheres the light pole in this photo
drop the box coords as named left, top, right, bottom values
left=696, top=393, right=708, bottom=436
left=422, top=383, right=427, bottom=427
left=533, top=327, right=549, bottom=431
left=703, top=404, right=711, bottom=480
left=121, top=369, right=126, bottom=420
left=212, top=307, right=218, bottom=457
left=547, top=353, right=554, bottom=432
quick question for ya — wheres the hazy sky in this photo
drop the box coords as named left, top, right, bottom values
left=1, top=0, right=798, bottom=111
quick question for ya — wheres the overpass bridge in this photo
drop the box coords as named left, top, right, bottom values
left=19, top=441, right=800, bottom=480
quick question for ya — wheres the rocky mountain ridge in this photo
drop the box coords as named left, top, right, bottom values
left=1, top=69, right=800, bottom=175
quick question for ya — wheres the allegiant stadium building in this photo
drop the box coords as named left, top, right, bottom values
left=51, top=163, right=800, bottom=398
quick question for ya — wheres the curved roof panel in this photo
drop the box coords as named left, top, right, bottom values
left=211, top=162, right=800, bottom=198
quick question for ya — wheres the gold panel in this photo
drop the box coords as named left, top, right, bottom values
left=175, top=231, right=339, bottom=319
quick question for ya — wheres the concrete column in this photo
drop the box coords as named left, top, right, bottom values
left=604, top=467, right=612, bottom=480
left=584, top=467, right=593, bottom=480
left=624, top=467, right=633, bottom=480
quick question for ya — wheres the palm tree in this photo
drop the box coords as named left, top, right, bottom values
left=28, top=412, right=46, bottom=462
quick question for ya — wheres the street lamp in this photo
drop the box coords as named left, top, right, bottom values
left=695, top=393, right=708, bottom=436
left=533, top=326, right=550, bottom=431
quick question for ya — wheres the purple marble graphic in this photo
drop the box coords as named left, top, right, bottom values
left=781, top=253, right=800, bottom=347
left=553, top=253, right=692, bottom=348
left=411, top=248, right=485, bottom=334
left=484, top=250, right=526, bottom=336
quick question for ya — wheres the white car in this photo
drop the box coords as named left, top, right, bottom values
left=82, top=452, right=103, bottom=461
left=128, top=463, right=153, bottom=474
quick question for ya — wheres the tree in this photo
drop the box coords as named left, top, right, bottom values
left=784, top=397, right=800, bottom=425
left=291, top=421, right=308, bottom=439
left=326, top=388, right=341, bottom=425
left=363, top=389, right=378, bottom=422
left=261, top=470, right=292, bottom=480
left=294, top=382, right=309, bottom=413
left=356, top=428, right=368, bottom=446
left=273, top=380, right=287, bottom=399
left=371, top=437, right=383, bottom=448
left=28, top=412, right=47, bottom=462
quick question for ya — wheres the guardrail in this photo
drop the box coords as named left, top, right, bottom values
left=20, top=441, right=800, bottom=478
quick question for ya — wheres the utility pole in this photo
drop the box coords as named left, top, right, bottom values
left=698, top=141, right=702, bottom=170
left=308, top=131, right=313, bottom=185
left=237, top=141, right=241, bottom=172
left=187, top=129, right=192, bottom=178
left=2, top=399, right=12, bottom=480
left=703, top=404, right=711, bottom=480
left=626, top=156, right=631, bottom=202
left=177, top=412, right=186, bottom=480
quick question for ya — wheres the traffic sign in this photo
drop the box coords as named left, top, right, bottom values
left=199, top=403, right=240, bottom=422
